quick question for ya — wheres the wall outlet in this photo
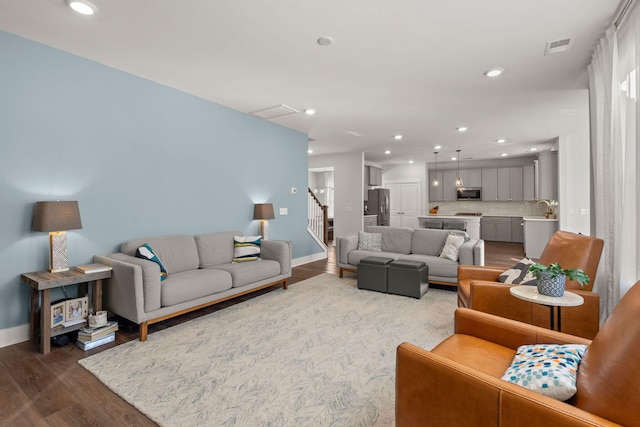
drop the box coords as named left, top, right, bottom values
left=291, top=187, right=297, bottom=194
left=280, top=207, right=288, bottom=215
left=346, top=206, right=353, bottom=212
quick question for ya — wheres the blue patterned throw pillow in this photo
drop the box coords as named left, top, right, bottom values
left=135, top=243, right=168, bottom=281
left=501, top=344, right=588, bottom=401
left=233, top=235, right=261, bottom=262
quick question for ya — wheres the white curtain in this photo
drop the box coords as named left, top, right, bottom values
left=588, top=1, right=640, bottom=322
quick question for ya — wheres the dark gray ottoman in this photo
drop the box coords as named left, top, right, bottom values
left=357, top=256, right=394, bottom=293
left=388, top=260, right=429, bottom=298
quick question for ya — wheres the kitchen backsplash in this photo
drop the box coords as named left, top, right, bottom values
left=430, top=201, right=550, bottom=217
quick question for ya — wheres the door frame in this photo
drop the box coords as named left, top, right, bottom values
left=384, top=178, right=423, bottom=228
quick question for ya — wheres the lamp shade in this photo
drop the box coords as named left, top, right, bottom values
left=32, top=201, right=83, bottom=232
left=253, top=203, right=275, bottom=220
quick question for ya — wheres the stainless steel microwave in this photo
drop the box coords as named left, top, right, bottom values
left=456, top=187, right=482, bottom=200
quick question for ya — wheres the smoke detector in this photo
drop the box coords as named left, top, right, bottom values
left=544, top=38, right=572, bottom=55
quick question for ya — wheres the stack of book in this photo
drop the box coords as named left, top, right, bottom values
left=76, top=320, right=118, bottom=351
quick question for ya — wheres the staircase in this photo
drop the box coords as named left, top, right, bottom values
left=308, top=188, right=330, bottom=250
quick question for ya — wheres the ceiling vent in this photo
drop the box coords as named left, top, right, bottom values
left=250, top=104, right=298, bottom=120
left=544, top=38, right=572, bottom=55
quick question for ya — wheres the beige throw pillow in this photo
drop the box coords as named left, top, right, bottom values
left=439, top=234, right=465, bottom=262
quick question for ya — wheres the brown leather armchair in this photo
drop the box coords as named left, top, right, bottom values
left=458, top=230, right=604, bottom=338
left=396, top=281, right=640, bottom=426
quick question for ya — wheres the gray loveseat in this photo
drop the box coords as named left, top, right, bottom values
left=337, top=226, right=484, bottom=287
left=94, top=231, right=291, bottom=341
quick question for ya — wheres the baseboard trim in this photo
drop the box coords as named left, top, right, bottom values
left=1, top=253, right=328, bottom=348
left=0, top=323, right=29, bottom=349
left=293, top=251, right=328, bottom=267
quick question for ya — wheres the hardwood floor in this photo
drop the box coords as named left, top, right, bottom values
left=0, top=241, right=521, bottom=426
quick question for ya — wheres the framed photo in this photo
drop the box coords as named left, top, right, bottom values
left=65, top=296, right=88, bottom=321
left=51, top=301, right=66, bottom=328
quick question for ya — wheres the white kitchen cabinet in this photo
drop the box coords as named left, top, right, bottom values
left=481, top=168, right=498, bottom=201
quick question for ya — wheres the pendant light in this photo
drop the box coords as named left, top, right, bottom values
left=431, top=152, right=439, bottom=187
left=455, top=149, right=464, bottom=187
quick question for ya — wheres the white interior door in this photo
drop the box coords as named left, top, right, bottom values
left=387, top=182, right=420, bottom=228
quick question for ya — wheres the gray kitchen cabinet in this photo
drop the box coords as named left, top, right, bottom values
left=495, top=218, right=512, bottom=241
left=497, top=167, right=524, bottom=201
left=364, top=215, right=377, bottom=229
left=459, top=168, right=483, bottom=187
left=428, top=171, right=444, bottom=201
left=368, top=166, right=382, bottom=186
left=538, top=152, right=558, bottom=200
left=481, top=168, right=498, bottom=201
left=442, top=170, right=458, bottom=201
left=511, top=217, right=524, bottom=243
left=523, top=164, right=535, bottom=201
left=482, top=216, right=515, bottom=242
left=468, top=168, right=482, bottom=187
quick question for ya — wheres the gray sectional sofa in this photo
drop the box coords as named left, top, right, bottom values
left=94, top=231, right=291, bottom=341
left=337, top=226, right=484, bottom=286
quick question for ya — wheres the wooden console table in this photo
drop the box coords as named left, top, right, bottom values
left=21, top=268, right=111, bottom=354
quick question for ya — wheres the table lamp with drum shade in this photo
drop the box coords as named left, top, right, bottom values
left=32, top=201, right=83, bottom=273
left=253, top=203, right=275, bottom=240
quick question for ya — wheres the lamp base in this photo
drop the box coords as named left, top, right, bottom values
left=49, top=231, right=69, bottom=273
left=259, top=220, right=269, bottom=240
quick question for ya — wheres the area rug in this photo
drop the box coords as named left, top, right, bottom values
left=79, top=273, right=457, bottom=426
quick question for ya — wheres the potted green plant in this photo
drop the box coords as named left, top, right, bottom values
left=529, top=262, right=590, bottom=297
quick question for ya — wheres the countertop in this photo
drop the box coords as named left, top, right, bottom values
left=419, top=215, right=482, bottom=220
left=523, top=216, right=558, bottom=222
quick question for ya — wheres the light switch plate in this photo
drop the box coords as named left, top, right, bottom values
left=280, top=208, right=288, bottom=215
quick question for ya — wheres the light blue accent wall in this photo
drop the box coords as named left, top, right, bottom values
left=0, top=30, right=320, bottom=332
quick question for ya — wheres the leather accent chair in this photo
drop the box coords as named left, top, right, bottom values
left=396, top=281, right=640, bottom=426
left=458, top=230, right=604, bottom=339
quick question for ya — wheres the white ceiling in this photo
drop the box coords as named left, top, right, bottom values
left=0, top=0, right=621, bottom=166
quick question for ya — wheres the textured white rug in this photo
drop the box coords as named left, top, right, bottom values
left=79, top=273, right=456, bottom=426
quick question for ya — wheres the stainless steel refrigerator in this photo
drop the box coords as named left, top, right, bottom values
left=366, top=188, right=390, bottom=226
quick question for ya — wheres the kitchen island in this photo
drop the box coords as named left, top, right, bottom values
left=523, top=216, right=558, bottom=258
left=417, top=215, right=481, bottom=240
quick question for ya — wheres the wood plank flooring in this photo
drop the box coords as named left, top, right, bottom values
left=0, top=241, right=522, bottom=426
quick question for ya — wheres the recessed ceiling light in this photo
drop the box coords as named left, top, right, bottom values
left=451, top=157, right=457, bottom=161
left=434, top=145, right=442, bottom=150
left=317, top=36, right=334, bottom=46
left=394, top=134, right=403, bottom=140
left=308, top=149, right=313, bottom=154
left=484, top=68, right=504, bottom=77
left=304, top=109, right=316, bottom=115
left=496, top=139, right=506, bottom=143
left=530, top=147, right=538, bottom=152
left=408, top=160, right=414, bottom=164
left=501, top=153, right=508, bottom=157
left=67, top=0, right=97, bottom=15
left=384, top=150, right=391, bottom=155
left=457, top=127, right=468, bottom=132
